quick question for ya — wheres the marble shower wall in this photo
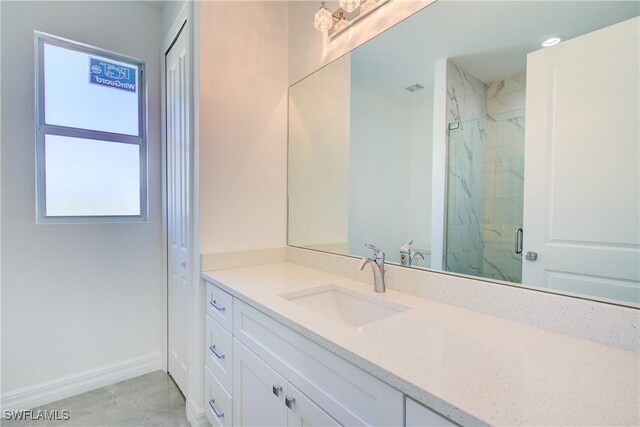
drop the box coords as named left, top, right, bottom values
left=445, top=61, right=487, bottom=277
left=483, top=75, right=526, bottom=283
left=445, top=65, right=526, bottom=283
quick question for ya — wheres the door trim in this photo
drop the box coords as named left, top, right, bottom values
left=161, top=0, right=189, bottom=376
left=161, top=2, right=205, bottom=425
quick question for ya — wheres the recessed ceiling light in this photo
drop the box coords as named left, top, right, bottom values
left=541, top=35, right=566, bottom=47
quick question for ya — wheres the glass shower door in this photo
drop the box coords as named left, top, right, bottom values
left=445, top=118, right=486, bottom=278
left=445, top=115, right=525, bottom=283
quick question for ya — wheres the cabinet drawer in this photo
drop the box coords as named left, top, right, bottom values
left=206, top=314, right=233, bottom=394
left=206, top=281, right=233, bottom=333
left=234, top=299, right=403, bottom=426
left=205, top=365, right=233, bottom=427
left=405, top=397, right=457, bottom=427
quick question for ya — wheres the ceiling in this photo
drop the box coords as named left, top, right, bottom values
left=351, top=0, right=639, bottom=106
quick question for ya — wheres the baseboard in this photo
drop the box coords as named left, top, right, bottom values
left=187, top=400, right=209, bottom=427
left=0, top=351, right=164, bottom=411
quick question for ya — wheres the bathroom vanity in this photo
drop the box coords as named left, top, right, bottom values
left=198, top=2, right=639, bottom=426
left=201, top=262, right=638, bottom=426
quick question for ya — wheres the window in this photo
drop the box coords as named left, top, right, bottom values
left=35, top=32, right=147, bottom=222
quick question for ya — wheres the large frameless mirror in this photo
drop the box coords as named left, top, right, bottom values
left=288, top=0, right=640, bottom=307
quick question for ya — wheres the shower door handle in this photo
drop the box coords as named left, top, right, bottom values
left=515, top=228, right=523, bottom=254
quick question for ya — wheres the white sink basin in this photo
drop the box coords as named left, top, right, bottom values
left=280, top=284, right=410, bottom=328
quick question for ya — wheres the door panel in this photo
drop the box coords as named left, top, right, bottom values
left=522, top=17, right=639, bottom=304
left=286, top=383, right=340, bottom=427
left=233, top=339, right=287, bottom=427
left=166, top=25, right=190, bottom=393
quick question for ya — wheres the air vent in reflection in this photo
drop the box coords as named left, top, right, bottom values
left=405, top=83, right=424, bottom=93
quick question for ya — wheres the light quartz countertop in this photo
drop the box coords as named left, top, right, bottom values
left=202, top=262, right=639, bottom=426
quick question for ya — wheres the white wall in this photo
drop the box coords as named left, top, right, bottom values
left=199, top=1, right=289, bottom=254
left=347, top=85, right=433, bottom=266
left=191, top=3, right=288, bottom=423
left=0, top=0, right=163, bottom=404
left=408, top=100, right=433, bottom=266
left=289, top=55, right=351, bottom=248
left=348, top=84, right=411, bottom=263
left=286, top=0, right=437, bottom=263
left=288, top=0, right=435, bottom=85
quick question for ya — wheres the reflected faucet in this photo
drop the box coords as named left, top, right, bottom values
left=358, top=243, right=386, bottom=293
left=400, top=240, right=425, bottom=267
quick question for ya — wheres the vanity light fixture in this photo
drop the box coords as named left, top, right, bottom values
left=314, top=0, right=390, bottom=38
left=360, top=0, right=378, bottom=14
left=541, top=35, right=566, bottom=47
left=314, top=2, right=334, bottom=32
left=333, top=12, right=349, bottom=33
left=340, top=0, right=361, bottom=13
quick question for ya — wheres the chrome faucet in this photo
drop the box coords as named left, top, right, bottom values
left=358, top=243, right=386, bottom=293
left=400, top=240, right=425, bottom=267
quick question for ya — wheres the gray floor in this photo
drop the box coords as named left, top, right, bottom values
left=1, top=371, right=190, bottom=427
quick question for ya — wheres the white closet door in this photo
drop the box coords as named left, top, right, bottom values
left=522, top=17, right=639, bottom=304
left=166, top=24, right=191, bottom=394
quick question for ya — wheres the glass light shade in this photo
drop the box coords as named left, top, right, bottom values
left=340, top=0, right=361, bottom=13
left=314, top=5, right=333, bottom=32
left=360, top=0, right=377, bottom=13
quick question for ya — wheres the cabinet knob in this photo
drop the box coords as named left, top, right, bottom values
left=284, top=395, right=295, bottom=409
left=272, top=385, right=283, bottom=397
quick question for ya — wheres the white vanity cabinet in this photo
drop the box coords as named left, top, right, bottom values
left=204, top=280, right=455, bottom=427
left=233, top=338, right=339, bottom=426
left=232, top=298, right=403, bottom=426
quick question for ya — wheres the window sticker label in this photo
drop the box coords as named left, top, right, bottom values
left=89, top=58, right=136, bottom=92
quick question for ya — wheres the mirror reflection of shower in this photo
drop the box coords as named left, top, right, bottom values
left=444, top=64, right=525, bottom=284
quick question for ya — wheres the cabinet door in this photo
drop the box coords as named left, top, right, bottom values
left=234, top=299, right=404, bottom=426
left=233, top=338, right=287, bottom=426
left=285, top=383, right=341, bottom=427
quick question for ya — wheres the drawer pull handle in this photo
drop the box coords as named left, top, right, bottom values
left=210, top=300, right=226, bottom=311
left=209, top=345, right=225, bottom=359
left=284, top=395, right=295, bottom=409
left=272, top=385, right=282, bottom=397
left=209, top=399, right=224, bottom=418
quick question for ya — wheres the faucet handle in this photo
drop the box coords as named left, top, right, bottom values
left=400, top=240, right=414, bottom=252
left=364, top=243, right=384, bottom=260
left=365, top=243, right=380, bottom=252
